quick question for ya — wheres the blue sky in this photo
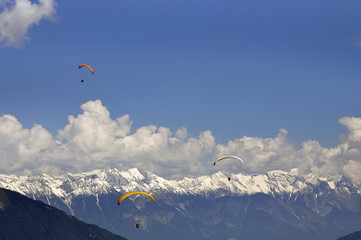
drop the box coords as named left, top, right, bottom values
left=1, top=0, right=361, bottom=180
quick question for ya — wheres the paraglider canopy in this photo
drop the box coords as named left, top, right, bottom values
left=117, top=192, right=156, bottom=205
left=213, top=155, right=245, bottom=181
left=78, top=64, right=94, bottom=74
left=213, top=155, right=244, bottom=166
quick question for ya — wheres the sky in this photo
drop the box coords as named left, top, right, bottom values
left=1, top=0, right=361, bottom=182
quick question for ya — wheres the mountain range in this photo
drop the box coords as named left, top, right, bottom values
left=1, top=168, right=361, bottom=240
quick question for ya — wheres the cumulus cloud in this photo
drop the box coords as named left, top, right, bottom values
left=343, top=160, right=361, bottom=183
left=339, top=117, right=361, bottom=144
left=214, top=117, right=361, bottom=183
left=0, top=100, right=215, bottom=178
left=0, top=114, right=54, bottom=174
left=1, top=100, right=361, bottom=183
left=215, top=128, right=296, bottom=173
left=0, top=0, right=57, bottom=47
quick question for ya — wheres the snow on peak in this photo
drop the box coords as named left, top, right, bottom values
left=122, top=168, right=145, bottom=181
left=0, top=168, right=359, bottom=209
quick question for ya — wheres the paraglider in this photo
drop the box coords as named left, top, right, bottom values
left=78, top=64, right=94, bottom=74
left=213, top=155, right=244, bottom=166
left=117, top=192, right=156, bottom=205
left=117, top=191, right=156, bottom=229
left=213, top=155, right=244, bottom=181
left=78, top=64, right=94, bottom=83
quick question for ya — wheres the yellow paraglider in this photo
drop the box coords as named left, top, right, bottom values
left=117, top=192, right=156, bottom=205
left=78, top=64, right=94, bottom=74
left=117, top=192, right=156, bottom=229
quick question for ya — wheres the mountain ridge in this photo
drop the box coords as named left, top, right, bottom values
left=0, top=168, right=357, bottom=200
left=1, top=168, right=361, bottom=240
left=0, top=187, right=127, bottom=240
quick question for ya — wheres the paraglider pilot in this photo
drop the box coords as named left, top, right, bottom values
left=136, top=223, right=140, bottom=228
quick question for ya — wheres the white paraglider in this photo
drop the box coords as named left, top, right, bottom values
left=213, top=155, right=244, bottom=166
left=213, top=155, right=244, bottom=181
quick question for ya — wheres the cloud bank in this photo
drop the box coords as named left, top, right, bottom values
left=1, top=99, right=361, bottom=183
left=0, top=0, right=56, bottom=47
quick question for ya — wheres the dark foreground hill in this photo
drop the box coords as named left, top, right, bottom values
left=337, top=230, right=361, bottom=240
left=0, top=188, right=127, bottom=240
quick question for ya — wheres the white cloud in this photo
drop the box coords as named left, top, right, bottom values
left=0, top=114, right=54, bottom=174
left=339, top=117, right=361, bottom=143
left=0, top=100, right=214, bottom=178
left=215, top=117, right=361, bottom=183
left=1, top=100, right=361, bottom=183
left=343, top=160, right=361, bottom=183
left=214, top=128, right=298, bottom=174
left=0, top=0, right=56, bottom=47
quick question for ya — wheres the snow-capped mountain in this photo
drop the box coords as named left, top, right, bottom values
left=1, top=168, right=361, bottom=240
left=1, top=168, right=357, bottom=201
